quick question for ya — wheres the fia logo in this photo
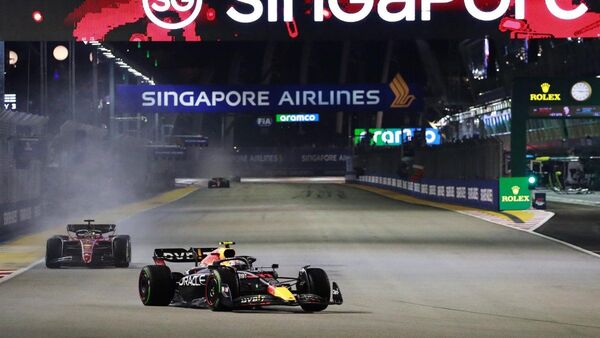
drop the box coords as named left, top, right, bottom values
left=257, top=117, right=273, bottom=127
left=142, top=0, right=204, bottom=30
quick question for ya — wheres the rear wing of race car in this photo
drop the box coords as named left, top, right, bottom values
left=67, top=220, right=116, bottom=234
left=153, top=248, right=215, bottom=265
left=153, top=242, right=236, bottom=266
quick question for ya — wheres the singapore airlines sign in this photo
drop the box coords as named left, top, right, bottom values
left=143, top=0, right=590, bottom=29
left=116, top=74, right=420, bottom=114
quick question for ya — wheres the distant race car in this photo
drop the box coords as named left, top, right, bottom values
left=208, top=177, right=230, bottom=188
left=138, top=242, right=343, bottom=312
left=45, top=220, right=131, bottom=268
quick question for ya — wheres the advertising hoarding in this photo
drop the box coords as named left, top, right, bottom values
left=355, top=175, right=498, bottom=211
left=523, top=79, right=600, bottom=119
left=1, top=1, right=599, bottom=41
left=354, top=128, right=441, bottom=146
left=276, top=114, right=319, bottom=123
left=232, top=147, right=350, bottom=176
left=116, top=76, right=421, bottom=113
left=499, top=177, right=531, bottom=210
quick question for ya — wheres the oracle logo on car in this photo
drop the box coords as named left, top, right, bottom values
left=177, top=274, right=206, bottom=287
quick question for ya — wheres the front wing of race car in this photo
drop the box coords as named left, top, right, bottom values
left=218, top=282, right=344, bottom=308
left=51, top=241, right=115, bottom=266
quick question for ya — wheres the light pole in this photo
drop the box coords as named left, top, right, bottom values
left=0, top=41, right=5, bottom=110
left=39, top=42, right=48, bottom=116
left=109, top=62, right=115, bottom=136
left=69, top=42, right=76, bottom=121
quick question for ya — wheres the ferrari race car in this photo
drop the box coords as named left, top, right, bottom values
left=138, top=242, right=343, bottom=312
left=45, top=220, right=131, bottom=268
left=208, top=177, right=230, bottom=188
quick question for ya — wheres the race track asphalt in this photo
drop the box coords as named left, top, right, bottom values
left=1, top=183, right=600, bottom=337
left=536, top=201, right=600, bottom=254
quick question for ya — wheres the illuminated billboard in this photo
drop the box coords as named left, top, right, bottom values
left=1, top=1, right=599, bottom=41
left=354, top=128, right=441, bottom=146
left=276, top=114, right=320, bottom=123
left=522, top=79, right=600, bottom=118
left=116, top=76, right=420, bottom=113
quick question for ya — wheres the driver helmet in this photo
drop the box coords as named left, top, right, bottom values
left=222, top=258, right=247, bottom=269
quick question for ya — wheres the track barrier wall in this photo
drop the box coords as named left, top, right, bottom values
left=0, top=111, right=47, bottom=230
left=349, top=175, right=499, bottom=211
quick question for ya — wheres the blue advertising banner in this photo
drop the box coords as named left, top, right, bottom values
left=232, top=147, right=351, bottom=177
left=352, top=175, right=498, bottom=211
left=116, top=74, right=421, bottom=114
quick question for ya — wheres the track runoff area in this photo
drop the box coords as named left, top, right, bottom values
left=1, top=181, right=599, bottom=337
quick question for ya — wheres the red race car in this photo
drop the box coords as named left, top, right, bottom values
left=45, top=220, right=131, bottom=268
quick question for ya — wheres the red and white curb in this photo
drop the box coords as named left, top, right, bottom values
left=0, top=270, right=15, bottom=279
left=457, top=210, right=555, bottom=232
left=0, top=259, right=45, bottom=285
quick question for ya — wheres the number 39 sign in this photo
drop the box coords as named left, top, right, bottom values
left=142, top=0, right=204, bottom=30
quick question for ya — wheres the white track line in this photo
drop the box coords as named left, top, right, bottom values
left=353, top=183, right=600, bottom=259
left=242, top=176, right=345, bottom=183
left=459, top=211, right=600, bottom=257
left=458, top=210, right=600, bottom=258
left=0, top=259, right=44, bottom=285
left=531, top=233, right=600, bottom=259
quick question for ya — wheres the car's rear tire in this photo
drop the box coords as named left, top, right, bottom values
left=298, top=268, right=331, bottom=312
left=139, top=265, right=174, bottom=306
left=45, top=237, right=63, bottom=269
left=205, top=267, right=239, bottom=311
left=113, top=235, right=131, bottom=268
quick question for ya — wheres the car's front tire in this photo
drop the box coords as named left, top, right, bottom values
left=113, top=235, right=131, bottom=268
left=139, top=265, right=174, bottom=306
left=205, top=267, right=239, bottom=311
left=45, top=237, right=63, bottom=269
left=297, top=268, right=331, bottom=312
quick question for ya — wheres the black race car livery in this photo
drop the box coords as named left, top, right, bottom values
left=138, top=242, right=342, bottom=312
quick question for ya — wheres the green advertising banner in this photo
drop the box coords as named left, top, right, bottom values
left=354, top=128, right=441, bottom=146
left=499, top=177, right=531, bottom=211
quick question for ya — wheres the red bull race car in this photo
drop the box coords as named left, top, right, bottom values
left=138, top=242, right=343, bottom=312
left=45, top=220, right=131, bottom=268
